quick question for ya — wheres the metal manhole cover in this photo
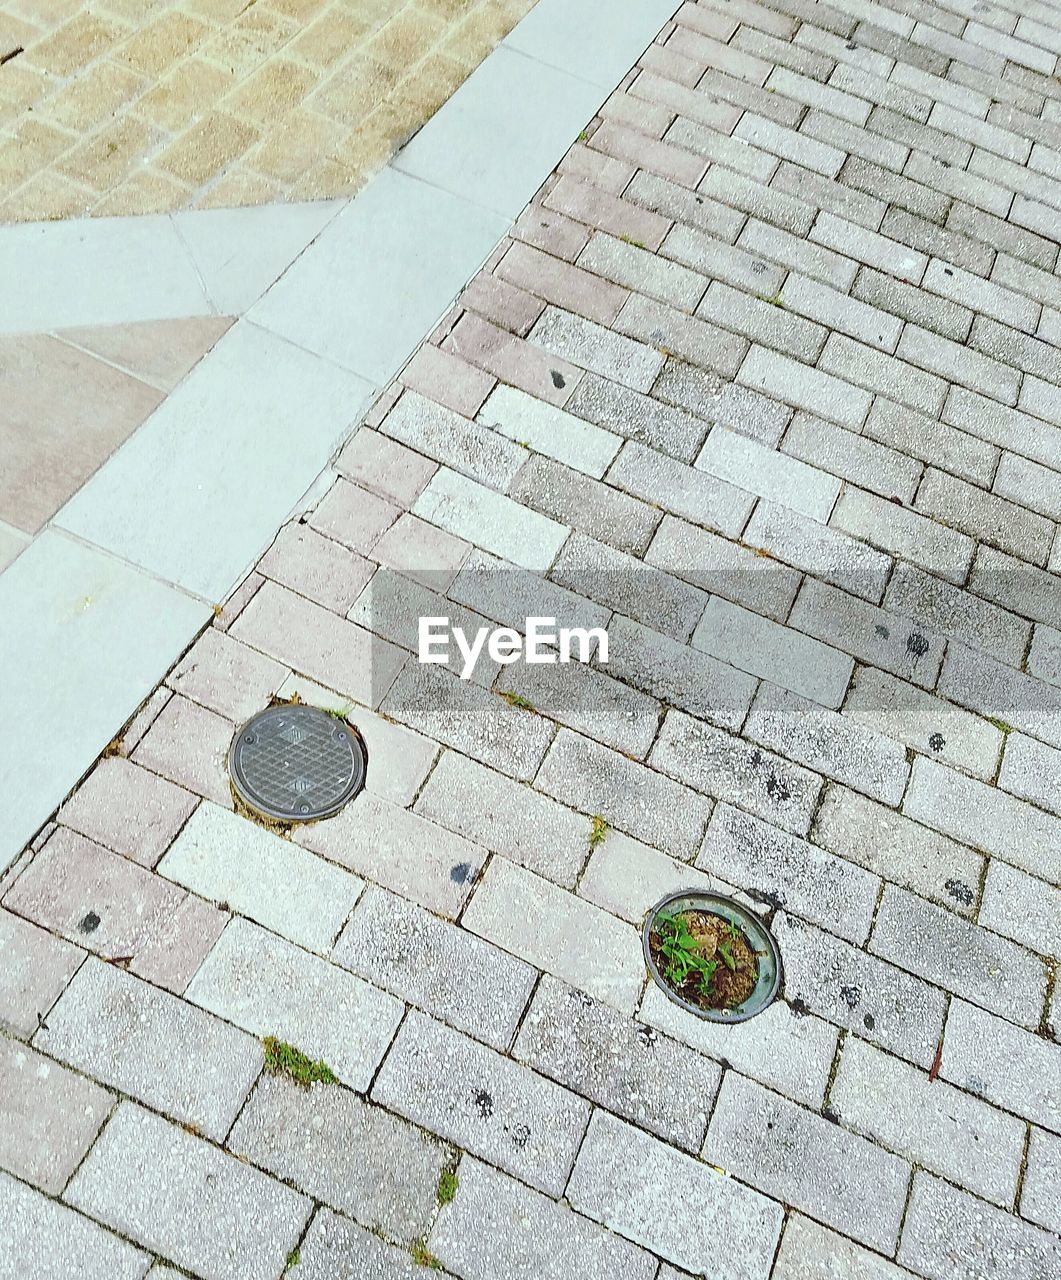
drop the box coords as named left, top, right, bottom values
left=228, top=704, right=367, bottom=823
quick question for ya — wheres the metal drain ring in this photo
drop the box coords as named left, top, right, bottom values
left=228, top=704, right=367, bottom=823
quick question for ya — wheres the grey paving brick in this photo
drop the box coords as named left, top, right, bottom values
left=744, top=497, right=892, bottom=602
left=868, top=104, right=972, bottom=166
left=882, top=207, right=995, bottom=276
left=651, top=708, right=822, bottom=835
left=900, top=330, right=1020, bottom=410
left=774, top=1214, right=920, bottom=1280
left=737, top=344, right=872, bottom=428
left=601, top=613, right=759, bottom=731
left=381, top=391, right=524, bottom=490
left=0, top=907, right=82, bottom=1038
left=979, top=860, right=1060, bottom=961
left=334, top=886, right=535, bottom=1050
left=36, top=958, right=261, bottom=1142
left=514, top=975, right=720, bottom=1151
left=551, top=530, right=705, bottom=641
left=884, top=561, right=1030, bottom=667
left=626, top=170, right=747, bottom=244
left=0, top=1036, right=111, bottom=1194
left=904, top=756, right=1061, bottom=884
left=463, top=855, right=644, bottom=1011
left=772, top=160, right=888, bottom=231
left=413, top=467, right=568, bottom=572
left=607, top=441, right=754, bottom=539
left=296, top=1210, right=455, bottom=1280
left=228, top=1073, right=446, bottom=1243
left=579, top=232, right=708, bottom=310
left=892, top=61, right=989, bottom=115
left=1000, top=732, right=1061, bottom=818
left=925, top=258, right=1041, bottom=332
left=945, top=386, right=1061, bottom=475
left=641, top=979, right=838, bottom=1107
left=810, top=210, right=927, bottom=280
left=769, top=63, right=871, bottom=122
left=662, top=223, right=788, bottom=298
left=571, top=1108, right=784, bottom=1275
left=479, top=384, right=621, bottom=480
left=993, top=251, right=1061, bottom=313
left=852, top=264, right=974, bottom=343
left=373, top=1010, right=589, bottom=1196
left=813, top=784, right=984, bottom=917
left=1022, top=1128, right=1061, bottom=1233
left=831, top=486, right=975, bottom=585
left=692, top=594, right=853, bottom=708
left=738, top=216, right=859, bottom=290
left=568, top=370, right=707, bottom=460
left=732, top=112, right=849, bottom=177
left=841, top=157, right=949, bottom=224
left=899, top=1172, right=1061, bottom=1280
left=994, top=452, right=1061, bottom=523
left=615, top=292, right=749, bottom=379
left=297, top=789, right=485, bottom=919
left=747, top=683, right=910, bottom=804
left=704, top=1072, right=910, bottom=1253
left=773, top=912, right=947, bottom=1067
left=1029, top=624, right=1061, bottom=689
left=699, top=165, right=815, bottom=235
left=788, top=568, right=947, bottom=686
left=844, top=665, right=1003, bottom=780
left=802, top=107, right=909, bottom=171
left=428, top=1155, right=655, bottom=1280
left=650, top=509, right=803, bottom=620
left=66, top=1103, right=311, bottom=1280
left=969, top=544, right=1061, bottom=629
left=733, top=23, right=835, bottom=77
left=819, top=333, right=947, bottom=417
left=414, top=751, right=589, bottom=888
left=948, top=199, right=1057, bottom=272
left=905, top=149, right=1013, bottom=221
left=698, top=281, right=828, bottom=363
left=186, top=917, right=402, bottom=1091
left=158, top=802, right=362, bottom=955
left=528, top=305, right=664, bottom=391
left=655, top=362, right=795, bottom=447
left=832, top=1036, right=1024, bottom=1207
left=698, top=802, right=879, bottom=941
left=864, top=397, right=997, bottom=488
left=873, top=884, right=1048, bottom=1027
left=379, top=663, right=554, bottom=783
left=780, top=273, right=904, bottom=352
left=0, top=1170, right=149, bottom=1280
left=536, top=727, right=712, bottom=858
left=939, top=642, right=1061, bottom=752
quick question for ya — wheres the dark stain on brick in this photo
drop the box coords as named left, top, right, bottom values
left=472, top=1089, right=493, bottom=1119
left=946, top=878, right=975, bottom=906
left=78, top=911, right=101, bottom=935
left=450, top=863, right=470, bottom=883
left=550, top=369, right=566, bottom=388
left=840, top=984, right=861, bottom=1008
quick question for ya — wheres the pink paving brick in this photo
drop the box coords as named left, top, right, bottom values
left=167, top=627, right=289, bottom=723
left=131, top=695, right=235, bottom=807
left=497, top=242, right=630, bottom=327
left=459, top=274, right=545, bottom=337
left=599, top=87, right=675, bottom=139
left=131, top=891, right=227, bottom=995
left=258, top=521, right=376, bottom=615
left=630, top=70, right=745, bottom=134
left=213, top=572, right=266, bottom=633
left=3, top=829, right=189, bottom=978
left=640, top=39, right=708, bottom=87
left=590, top=121, right=706, bottom=189
left=673, top=0, right=739, bottom=41
left=0, top=908, right=83, bottom=1038
left=371, top=513, right=472, bottom=591
left=544, top=176, right=672, bottom=251
left=116, top=687, right=174, bottom=755
left=58, top=757, right=197, bottom=869
left=442, top=312, right=583, bottom=407
left=400, top=344, right=496, bottom=418
left=307, top=478, right=401, bottom=553
left=557, top=142, right=636, bottom=195
left=513, top=204, right=590, bottom=262
left=229, top=580, right=407, bottom=710
left=336, top=427, right=438, bottom=507
left=363, top=383, right=403, bottom=428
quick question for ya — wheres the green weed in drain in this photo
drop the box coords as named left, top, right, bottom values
left=437, top=1169, right=459, bottom=1205
left=263, top=1036, right=337, bottom=1087
left=655, top=911, right=718, bottom=998
left=588, top=815, right=608, bottom=850
left=411, top=1240, right=444, bottom=1269
left=322, top=703, right=354, bottom=721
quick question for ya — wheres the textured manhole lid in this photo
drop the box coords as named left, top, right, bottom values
left=228, top=704, right=367, bottom=823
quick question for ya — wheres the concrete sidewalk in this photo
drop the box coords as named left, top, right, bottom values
left=2, top=0, right=1061, bottom=1277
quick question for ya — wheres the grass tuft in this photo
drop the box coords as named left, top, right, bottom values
left=589, top=814, right=608, bottom=850
left=437, top=1169, right=459, bottom=1205
left=284, top=1246, right=301, bottom=1272
left=263, top=1036, right=337, bottom=1087
left=500, top=691, right=535, bottom=711
left=411, top=1240, right=444, bottom=1269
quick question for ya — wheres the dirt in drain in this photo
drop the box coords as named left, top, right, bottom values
left=649, top=909, right=759, bottom=1011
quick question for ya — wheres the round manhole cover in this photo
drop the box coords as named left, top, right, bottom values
left=228, top=704, right=367, bottom=823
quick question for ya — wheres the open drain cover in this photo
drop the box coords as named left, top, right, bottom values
left=228, top=704, right=367, bottom=823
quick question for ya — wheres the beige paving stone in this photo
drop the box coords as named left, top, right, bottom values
left=222, top=56, right=317, bottom=123
left=155, top=111, right=259, bottom=185
left=0, top=168, right=92, bottom=220
left=56, top=114, right=162, bottom=191
left=44, top=61, right=146, bottom=131
left=89, top=165, right=192, bottom=215
left=56, top=315, right=234, bottom=392
left=134, top=58, right=235, bottom=130
left=24, top=13, right=128, bottom=77
left=113, top=12, right=211, bottom=78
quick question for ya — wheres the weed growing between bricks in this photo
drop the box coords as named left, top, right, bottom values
left=262, top=1036, right=338, bottom=1087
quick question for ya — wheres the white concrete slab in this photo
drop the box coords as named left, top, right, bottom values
left=249, top=168, right=508, bottom=382
left=0, top=531, right=210, bottom=871
left=392, top=46, right=606, bottom=219
left=504, top=0, right=679, bottom=89
left=171, top=201, right=344, bottom=314
left=55, top=321, right=374, bottom=601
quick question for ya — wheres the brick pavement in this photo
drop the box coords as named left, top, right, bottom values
left=2, top=0, right=1061, bottom=1277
